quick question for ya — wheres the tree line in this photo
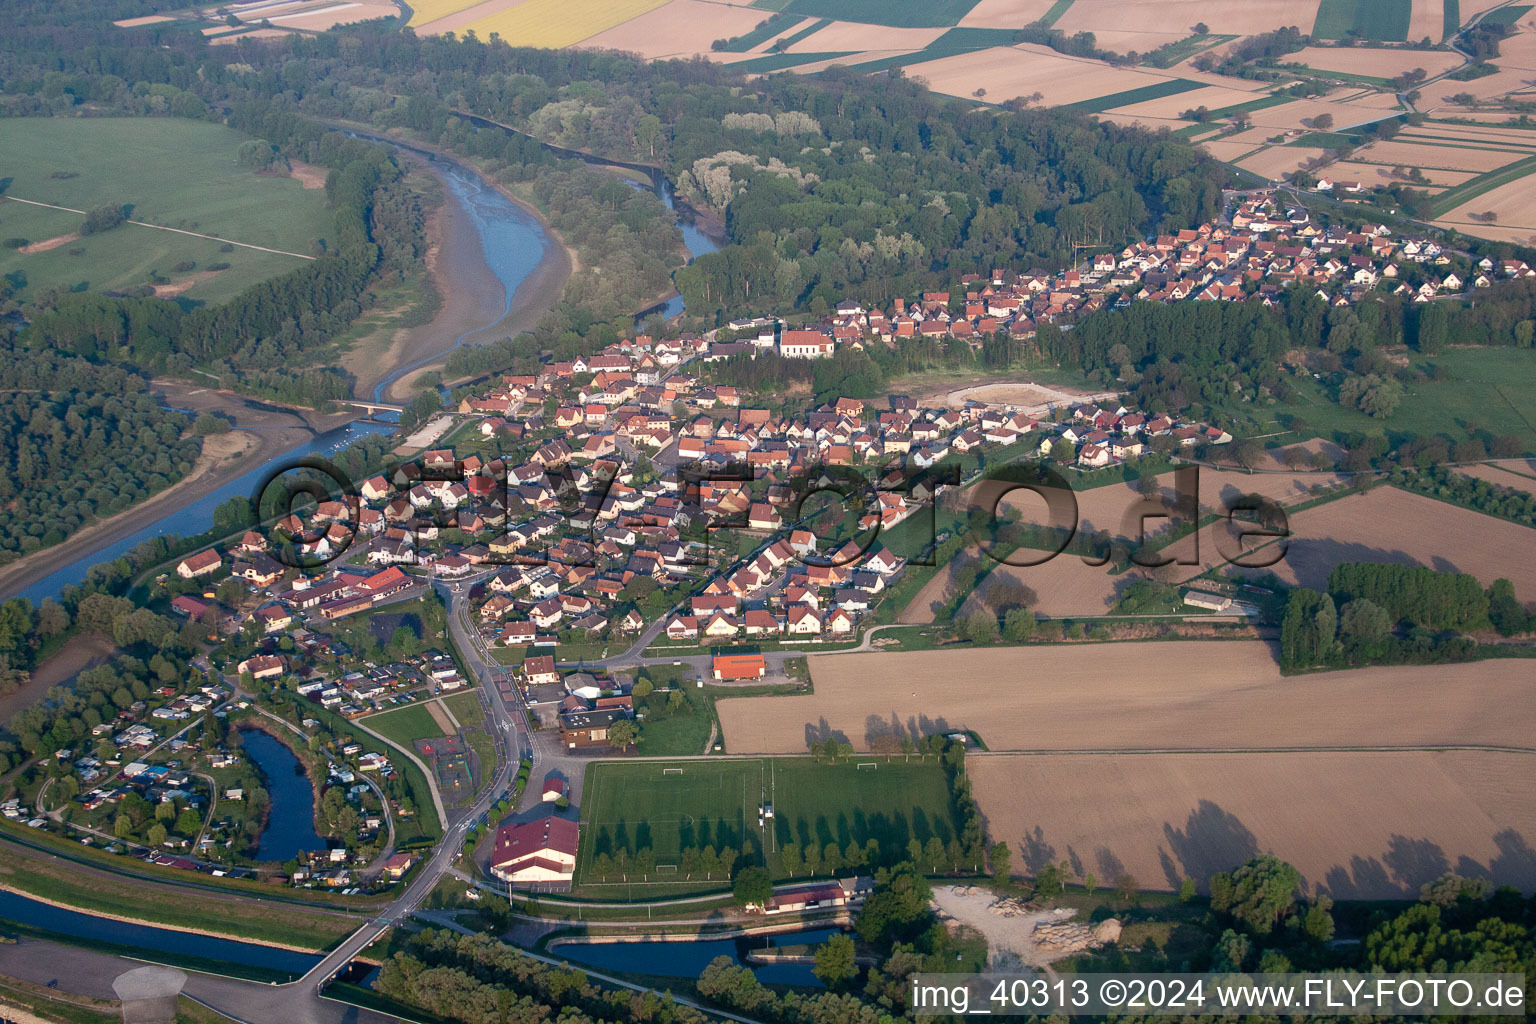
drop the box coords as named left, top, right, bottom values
left=1278, top=561, right=1524, bottom=671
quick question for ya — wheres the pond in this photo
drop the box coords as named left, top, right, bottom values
left=238, top=727, right=328, bottom=863
left=550, top=926, right=840, bottom=988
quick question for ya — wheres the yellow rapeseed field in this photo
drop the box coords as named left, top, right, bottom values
left=463, top=0, right=669, bottom=48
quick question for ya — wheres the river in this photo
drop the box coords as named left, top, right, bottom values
left=368, top=154, right=554, bottom=403
left=20, top=130, right=720, bottom=605
left=238, top=727, right=328, bottom=864
left=15, top=420, right=395, bottom=605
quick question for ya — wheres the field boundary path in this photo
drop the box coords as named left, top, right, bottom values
left=0, top=195, right=317, bottom=260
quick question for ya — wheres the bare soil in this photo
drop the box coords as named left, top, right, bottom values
left=1242, top=485, right=1536, bottom=601
left=971, top=749, right=1536, bottom=899
left=715, top=641, right=1536, bottom=753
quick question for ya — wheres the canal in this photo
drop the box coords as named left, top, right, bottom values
left=0, top=890, right=322, bottom=976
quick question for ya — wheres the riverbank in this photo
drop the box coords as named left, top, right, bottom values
left=0, top=887, right=339, bottom=955
left=0, top=637, right=116, bottom=726
left=342, top=158, right=493, bottom=403
left=0, top=382, right=354, bottom=603
left=345, top=141, right=574, bottom=405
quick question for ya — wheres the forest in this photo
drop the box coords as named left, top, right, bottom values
left=0, top=14, right=1228, bottom=329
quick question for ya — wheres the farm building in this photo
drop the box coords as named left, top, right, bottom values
left=176, top=549, right=221, bottom=579
left=490, top=815, right=579, bottom=890
left=712, top=653, right=766, bottom=680
left=1182, top=590, right=1233, bottom=612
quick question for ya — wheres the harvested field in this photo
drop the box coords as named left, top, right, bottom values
left=1434, top=168, right=1536, bottom=239
left=962, top=550, right=1130, bottom=618
left=1239, top=95, right=1403, bottom=131
left=208, top=27, right=296, bottom=42
left=788, top=20, right=946, bottom=51
left=716, top=641, right=1536, bottom=754
left=1432, top=64, right=1536, bottom=102
left=1053, top=0, right=1322, bottom=36
left=1104, top=84, right=1258, bottom=119
left=1197, top=138, right=1266, bottom=164
left=1457, top=461, right=1536, bottom=496
left=1286, top=44, right=1462, bottom=77
left=267, top=1, right=399, bottom=28
left=578, top=0, right=768, bottom=57
left=1409, top=0, right=1448, bottom=41
left=1495, top=28, right=1536, bottom=70
left=1099, top=112, right=1193, bottom=133
left=957, top=0, right=1058, bottom=27
left=1264, top=437, right=1345, bottom=469
left=412, top=0, right=525, bottom=34
left=1350, top=137, right=1525, bottom=171
left=1237, top=145, right=1331, bottom=178
left=1245, top=486, right=1536, bottom=600
left=459, top=0, right=668, bottom=47
left=971, top=749, right=1536, bottom=898
left=1076, top=28, right=1189, bottom=55
left=114, top=14, right=176, bottom=26
left=405, top=0, right=488, bottom=25
left=1322, top=160, right=1478, bottom=187
left=899, top=44, right=1164, bottom=106
left=1400, top=121, right=1536, bottom=144
left=905, top=465, right=1346, bottom=620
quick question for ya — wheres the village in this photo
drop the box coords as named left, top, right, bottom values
left=121, top=191, right=1529, bottom=785
left=21, top=186, right=1523, bottom=897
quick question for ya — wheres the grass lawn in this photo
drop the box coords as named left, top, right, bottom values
left=443, top=690, right=486, bottom=728
left=577, top=757, right=956, bottom=885
left=637, top=710, right=714, bottom=757
left=0, top=841, right=357, bottom=951
left=0, top=117, right=328, bottom=303
left=363, top=703, right=448, bottom=749
left=1256, top=348, right=1536, bottom=449
left=782, top=0, right=980, bottom=27
left=1311, top=0, right=1411, bottom=40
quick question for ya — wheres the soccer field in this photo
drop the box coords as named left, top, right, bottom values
left=578, top=757, right=957, bottom=882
